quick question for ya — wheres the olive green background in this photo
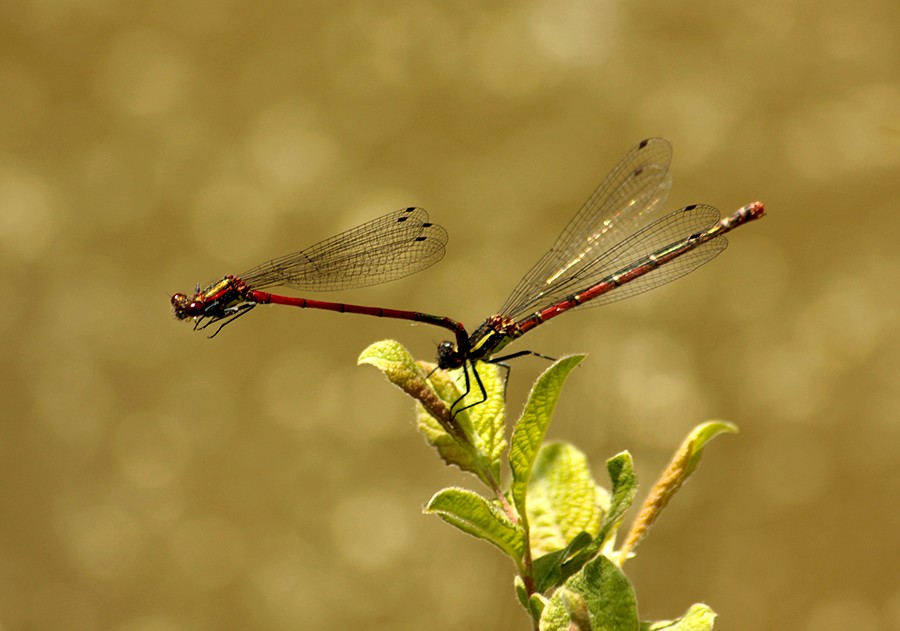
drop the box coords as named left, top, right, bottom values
left=3, top=0, right=899, bottom=629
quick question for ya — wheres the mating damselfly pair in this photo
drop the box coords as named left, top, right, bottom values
left=173, top=138, right=765, bottom=413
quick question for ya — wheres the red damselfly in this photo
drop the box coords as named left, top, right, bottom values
left=173, top=139, right=764, bottom=419
left=171, top=207, right=464, bottom=338
left=431, top=138, right=765, bottom=414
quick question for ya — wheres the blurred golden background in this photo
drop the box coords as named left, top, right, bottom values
left=3, top=0, right=899, bottom=629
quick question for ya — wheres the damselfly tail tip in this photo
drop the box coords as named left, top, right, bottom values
left=744, top=201, right=765, bottom=220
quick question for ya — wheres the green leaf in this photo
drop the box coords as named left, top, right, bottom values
left=424, top=487, right=525, bottom=559
left=514, top=575, right=530, bottom=610
left=509, top=355, right=586, bottom=519
left=527, top=442, right=603, bottom=557
left=547, top=451, right=637, bottom=584
left=529, top=593, right=549, bottom=622
left=681, top=421, right=738, bottom=478
left=358, top=339, right=425, bottom=389
left=641, top=603, right=717, bottom=630
left=598, top=451, right=638, bottom=546
left=515, top=576, right=550, bottom=621
left=456, top=362, right=507, bottom=481
left=360, top=340, right=508, bottom=485
left=533, top=531, right=593, bottom=593
left=359, top=340, right=460, bottom=439
left=416, top=362, right=507, bottom=485
left=414, top=367, right=479, bottom=467
left=539, top=554, right=639, bottom=631
left=620, top=422, right=736, bottom=560
left=559, top=590, right=592, bottom=630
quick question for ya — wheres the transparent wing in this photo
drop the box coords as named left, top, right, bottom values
left=240, top=207, right=448, bottom=291
left=505, top=204, right=727, bottom=320
left=500, top=138, right=673, bottom=318
left=569, top=204, right=726, bottom=310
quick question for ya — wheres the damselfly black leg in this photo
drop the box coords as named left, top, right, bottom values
left=447, top=349, right=557, bottom=419
left=448, top=361, right=476, bottom=419
left=195, top=303, right=256, bottom=338
left=488, top=349, right=556, bottom=364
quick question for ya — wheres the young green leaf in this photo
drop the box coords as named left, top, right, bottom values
left=559, top=590, right=592, bottom=630
left=598, top=451, right=638, bottom=546
left=680, top=422, right=738, bottom=478
left=358, top=339, right=427, bottom=392
left=509, top=355, right=586, bottom=519
left=620, top=422, right=737, bottom=560
left=514, top=575, right=530, bottom=610
left=545, top=451, right=637, bottom=584
left=359, top=340, right=507, bottom=485
left=358, top=340, right=461, bottom=439
left=416, top=362, right=507, bottom=485
left=532, top=531, right=593, bottom=593
left=453, top=361, right=507, bottom=481
left=640, top=603, right=717, bottom=630
left=527, top=442, right=603, bottom=557
left=539, top=554, right=639, bottom=631
left=425, top=487, right=525, bottom=559
left=515, top=577, right=551, bottom=621
left=529, top=593, right=549, bottom=622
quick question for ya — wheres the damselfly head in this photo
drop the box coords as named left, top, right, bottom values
left=171, top=292, right=202, bottom=320
left=437, top=340, right=465, bottom=370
